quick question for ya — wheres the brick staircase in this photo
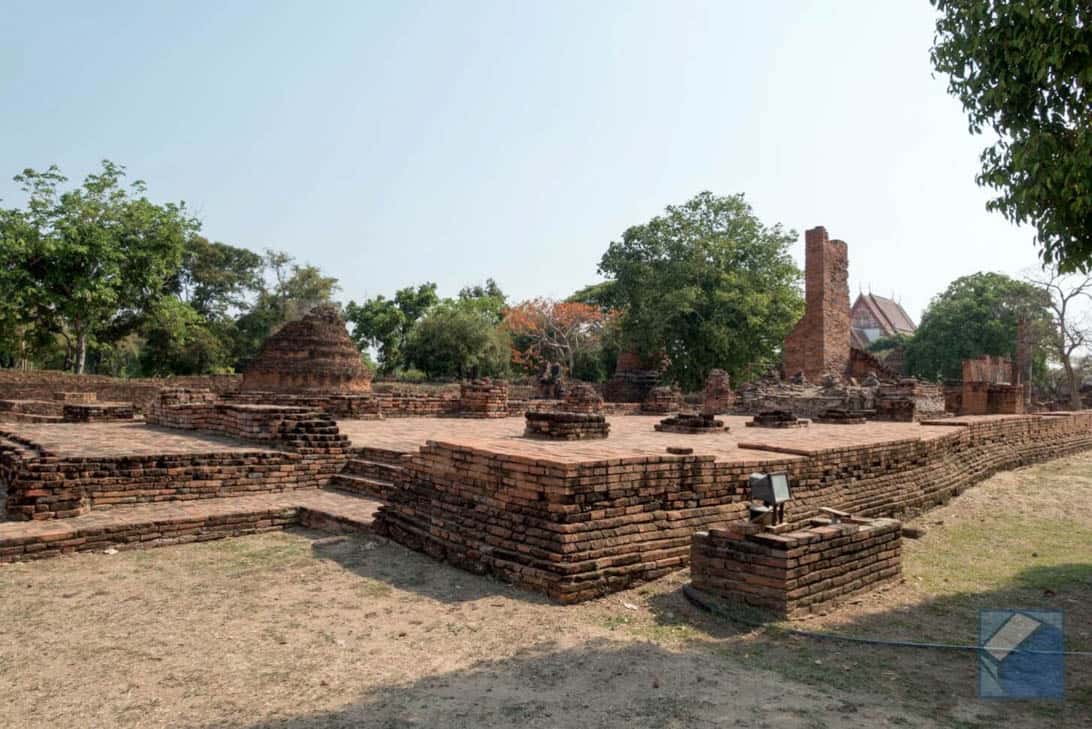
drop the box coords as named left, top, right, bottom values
left=330, top=446, right=407, bottom=501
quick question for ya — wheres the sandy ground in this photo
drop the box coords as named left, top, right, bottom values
left=1, top=454, right=1090, bottom=729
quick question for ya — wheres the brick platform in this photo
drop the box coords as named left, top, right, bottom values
left=0, top=489, right=380, bottom=563
left=691, top=516, right=902, bottom=616
left=367, top=412, right=1092, bottom=602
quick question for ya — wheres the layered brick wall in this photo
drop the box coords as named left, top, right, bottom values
left=783, top=227, right=851, bottom=381
left=376, top=413, right=1092, bottom=602
left=691, top=517, right=902, bottom=615
left=2, top=394, right=351, bottom=520
left=0, top=370, right=240, bottom=413
left=1, top=443, right=313, bottom=520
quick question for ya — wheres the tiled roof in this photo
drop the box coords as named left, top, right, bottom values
left=853, top=293, right=917, bottom=337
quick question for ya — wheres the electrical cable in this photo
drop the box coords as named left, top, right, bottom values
left=682, top=585, right=1092, bottom=657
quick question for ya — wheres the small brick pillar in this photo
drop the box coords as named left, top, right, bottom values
left=641, top=386, right=681, bottom=414
left=562, top=383, right=603, bottom=414
left=690, top=517, right=902, bottom=616
left=459, top=379, right=509, bottom=418
left=783, top=226, right=851, bottom=381
left=702, top=369, right=733, bottom=416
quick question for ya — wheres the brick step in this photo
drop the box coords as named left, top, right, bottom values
left=330, top=473, right=395, bottom=501
left=0, top=490, right=382, bottom=564
left=351, top=446, right=409, bottom=466
left=0, top=412, right=64, bottom=423
left=345, top=458, right=402, bottom=481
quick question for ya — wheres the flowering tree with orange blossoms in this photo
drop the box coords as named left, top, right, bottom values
left=503, top=299, right=617, bottom=375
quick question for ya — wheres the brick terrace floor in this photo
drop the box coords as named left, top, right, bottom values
left=335, top=414, right=989, bottom=463
left=0, top=421, right=282, bottom=457
left=0, top=489, right=380, bottom=544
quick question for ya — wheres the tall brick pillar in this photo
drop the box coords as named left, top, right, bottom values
left=782, top=226, right=850, bottom=381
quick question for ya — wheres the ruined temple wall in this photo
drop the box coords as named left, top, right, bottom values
left=376, top=413, right=1092, bottom=602
left=0, top=399, right=353, bottom=521
left=0, top=370, right=240, bottom=413
left=783, top=227, right=851, bottom=381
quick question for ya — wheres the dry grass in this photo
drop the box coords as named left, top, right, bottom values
left=1, top=453, right=1090, bottom=728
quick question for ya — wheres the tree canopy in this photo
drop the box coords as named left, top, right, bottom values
left=598, top=191, right=802, bottom=390
left=403, top=297, right=510, bottom=379
left=345, top=283, right=440, bottom=374
left=2, top=161, right=199, bottom=372
left=931, top=0, right=1092, bottom=270
left=904, top=272, right=1051, bottom=381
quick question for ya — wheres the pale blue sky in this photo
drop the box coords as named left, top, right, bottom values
left=0, top=1, right=1043, bottom=321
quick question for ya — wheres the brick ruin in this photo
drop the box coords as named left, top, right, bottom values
left=375, top=412, right=1092, bottom=602
left=956, top=356, right=1026, bottom=415
left=0, top=387, right=352, bottom=521
left=654, top=413, right=726, bottom=434
left=241, top=305, right=373, bottom=394
left=641, top=386, right=682, bottom=415
left=604, top=351, right=662, bottom=403
left=562, top=383, right=603, bottom=414
left=783, top=226, right=851, bottom=382
left=702, top=369, right=733, bottom=416
left=691, top=515, right=901, bottom=616
left=459, top=379, right=510, bottom=418
left=524, top=411, right=610, bottom=440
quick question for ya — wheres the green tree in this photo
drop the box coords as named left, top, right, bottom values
left=174, top=236, right=264, bottom=320
left=2, top=161, right=198, bottom=373
left=231, top=251, right=340, bottom=369
left=345, top=283, right=439, bottom=373
left=904, top=272, right=1051, bottom=381
left=567, top=280, right=623, bottom=312
left=458, top=278, right=507, bottom=324
left=403, top=298, right=510, bottom=379
left=930, top=1, right=1092, bottom=270
left=597, top=191, right=802, bottom=389
left=139, top=297, right=231, bottom=376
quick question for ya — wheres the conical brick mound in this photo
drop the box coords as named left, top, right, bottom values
left=241, top=305, right=373, bottom=394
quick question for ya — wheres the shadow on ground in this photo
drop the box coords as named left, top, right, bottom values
left=639, top=562, right=1092, bottom=728
left=299, top=511, right=1092, bottom=729
left=198, top=638, right=930, bottom=729
left=306, top=529, right=550, bottom=605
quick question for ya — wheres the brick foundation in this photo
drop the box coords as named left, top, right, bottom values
left=691, top=517, right=902, bottom=616
left=376, top=413, right=1092, bottom=603
left=524, top=412, right=610, bottom=440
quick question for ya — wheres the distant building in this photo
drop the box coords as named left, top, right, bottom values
left=850, top=293, right=916, bottom=349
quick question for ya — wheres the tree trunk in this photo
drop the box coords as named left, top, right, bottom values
left=75, top=330, right=87, bottom=375
left=1062, top=354, right=1082, bottom=410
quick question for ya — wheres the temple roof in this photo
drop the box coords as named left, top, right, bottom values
left=852, top=293, right=917, bottom=339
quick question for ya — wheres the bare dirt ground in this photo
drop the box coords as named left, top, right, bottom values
left=1, top=454, right=1089, bottom=729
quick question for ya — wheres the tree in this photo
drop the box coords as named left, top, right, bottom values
left=930, top=1, right=1092, bottom=270
left=403, top=298, right=510, bottom=379
left=904, top=272, right=1051, bottom=381
left=504, top=299, right=616, bottom=376
left=458, top=278, right=507, bottom=324
left=231, top=251, right=341, bottom=369
left=173, top=236, right=264, bottom=320
left=345, top=283, right=439, bottom=373
left=567, top=280, right=623, bottom=312
left=597, top=191, right=802, bottom=390
left=139, top=297, right=230, bottom=376
left=2, top=161, right=198, bottom=372
left=1026, top=265, right=1092, bottom=408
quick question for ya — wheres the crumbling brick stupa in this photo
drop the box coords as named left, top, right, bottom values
left=241, top=305, right=373, bottom=394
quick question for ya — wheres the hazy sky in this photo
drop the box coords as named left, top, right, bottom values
left=0, top=1, right=1046, bottom=322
